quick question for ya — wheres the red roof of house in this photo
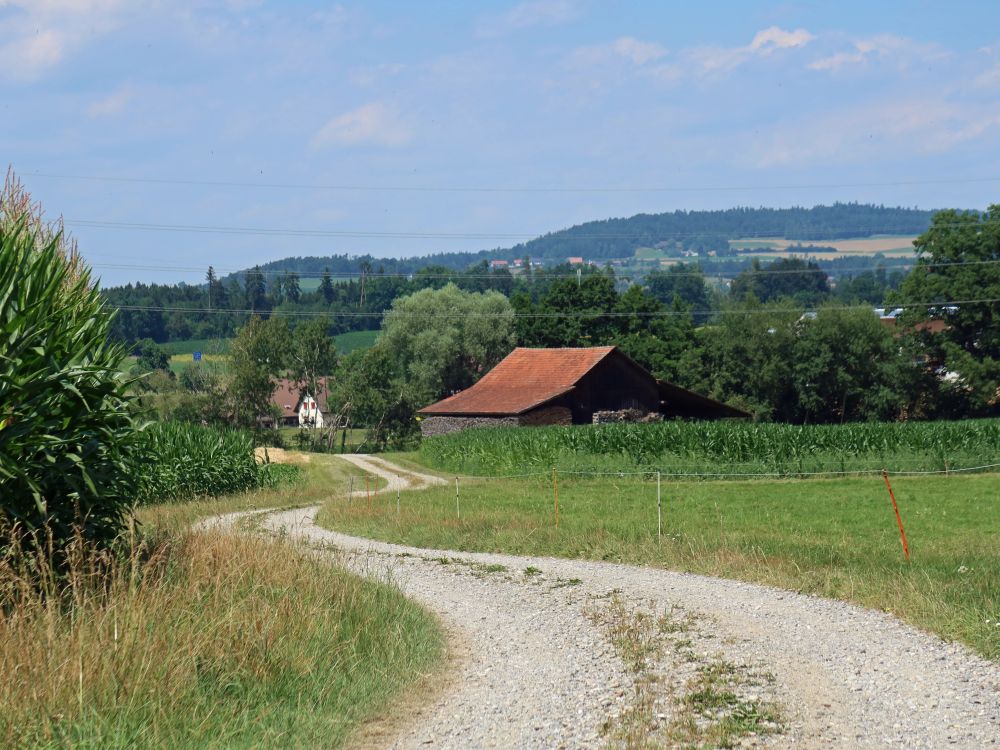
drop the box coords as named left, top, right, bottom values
left=418, top=347, right=615, bottom=416
left=271, top=377, right=331, bottom=419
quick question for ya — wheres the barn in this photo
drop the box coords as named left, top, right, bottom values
left=417, top=346, right=747, bottom=437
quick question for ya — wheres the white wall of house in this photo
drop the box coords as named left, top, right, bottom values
left=298, top=394, right=324, bottom=428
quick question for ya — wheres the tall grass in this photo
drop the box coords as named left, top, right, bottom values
left=0, top=526, right=443, bottom=748
left=130, top=422, right=296, bottom=504
left=419, top=419, right=1000, bottom=476
left=1, top=454, right=443, bottom=748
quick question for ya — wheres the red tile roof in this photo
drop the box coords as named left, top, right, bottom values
left=271, top=377, right=330, bottom=419
left=418, top=347, right=615, bottom=416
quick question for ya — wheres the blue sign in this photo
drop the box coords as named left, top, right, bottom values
left=193, top=351, right=202, bottom=361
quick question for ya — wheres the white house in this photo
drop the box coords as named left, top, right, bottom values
left=268, top=377, right=331, bottom=429
left=298, top=393, right=325, bottom=428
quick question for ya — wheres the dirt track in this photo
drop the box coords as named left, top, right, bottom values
left=226, top=455, right=1000, bottom=748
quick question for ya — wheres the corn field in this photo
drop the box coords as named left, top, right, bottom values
left=419, top=419, right=1000, bottom=477
left=130, top=422, right=294, bottom=504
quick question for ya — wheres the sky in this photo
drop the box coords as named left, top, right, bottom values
left=4, top=0, right=1000, bottom=287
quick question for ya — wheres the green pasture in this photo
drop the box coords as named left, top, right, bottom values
left=334, top=328, right=379, bottom=354
left=318, top=468, right=1000, bottom=662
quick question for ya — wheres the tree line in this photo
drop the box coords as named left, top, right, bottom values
left=134, top=205, right=1000, bottom=443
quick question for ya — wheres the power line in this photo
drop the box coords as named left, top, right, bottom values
left=67, top=216, right=996, bottom=239
left=109, top=297, right=1000, bottom=319
left=23, top=169, right=1000, bottom=194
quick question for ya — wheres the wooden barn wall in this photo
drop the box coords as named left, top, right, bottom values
left=569, top=354, right=660, bottom=423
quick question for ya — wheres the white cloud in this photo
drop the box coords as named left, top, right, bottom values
left=694, top=26, right=814, bottom=73
left=751, top=99, right=1000, bottom=167
left=809, top=35, right=944, bottom=72
left=0, top=30, right=66, bottom=81
left=975, top=63, right=1000, bottom=88
left=568, top=36, right=667, bottom=69
left=0, top=0, right=130, bottom=82
left=477, top=0, right=578, bottom=37
left=750, top=26, right=815, bottom=53
left=87, top=86, right=131, bottom=117
left=310, top=102, right=412, bottom=149
left=612, top=37, right=667, bottom=66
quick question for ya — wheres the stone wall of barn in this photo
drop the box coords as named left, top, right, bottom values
left=419, top=405, right=572, bottom=437
left=419, top=415, right=518, bottom=437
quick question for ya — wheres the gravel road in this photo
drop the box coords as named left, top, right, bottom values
left=242, top=456, right=1000, bottom=748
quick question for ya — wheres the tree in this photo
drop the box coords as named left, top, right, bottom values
left=134, top=338, right=171, bottom=373
left=287, top=316, right=336, bottom=411
left=696, top=299, right=802, bottom=420
left=328, top=347, right=419, bottom=450
left=227, top=315, right=288, bottom=429
left=378, top=283, right=516, bottom=405
left=319, top=268, right=335, bottom=304
left=731, top=258, right=829, bottom=306
left=792, top=306, right=913, bottom=423
left=244, top=266, right=267, bottom=311
left=645, top=263, right=711, bottom=323
left=897, top=207, right=1000, bottom=416
left=613, top=288, right=699, bottom=384
left=285, top=271, right=302, bottom=303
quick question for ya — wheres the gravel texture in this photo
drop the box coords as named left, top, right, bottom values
left=222, top=456, right=1000, bottom=748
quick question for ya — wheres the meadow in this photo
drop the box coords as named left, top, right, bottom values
left=1, top=446, right=443, bottom=748
left=418, top=419, right=1000, bottom=477
left=318, top=467, right=1000, bottom=662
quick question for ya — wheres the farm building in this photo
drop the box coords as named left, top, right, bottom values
left=417, top=346, right=747, bottom=437
left=266, top=378, right=331, bottom=428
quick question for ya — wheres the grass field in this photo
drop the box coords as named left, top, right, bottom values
left=318, top=465, right=1000, bottom=662
left=163, top=338, right=232, bottom=356
left=1, top=454, right=443, bottom=748
left=334, top=328, right=379, bottom=354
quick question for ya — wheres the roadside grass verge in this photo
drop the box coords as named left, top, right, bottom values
left=2, top=454, right=443, bottom=748
left=317, top=471, right=1000, bottom=661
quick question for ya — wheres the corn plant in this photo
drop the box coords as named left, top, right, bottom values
left=419, top=419, right=1000, bottom=477
left=129, top=422, right=298, bottom=504
left=0, top=213, right=134, bottom=550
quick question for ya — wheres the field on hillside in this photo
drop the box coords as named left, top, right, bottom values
left=727, top=235, right=916, bottom=256
left=318, top=468, right=1000, bottom=661
left=419, top=419, right=1000, bottom=477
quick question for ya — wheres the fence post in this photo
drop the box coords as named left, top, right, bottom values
left=553, top=468, right=559, bottom=528
left=881, top=469, right=911, bottom=562
left=397, top=485, right=400, bottom=515
left=657, top=471, right=662, bottom=540
left=348, top=475, right=354, bottom=504
left=455, top=477, right=460, bottom=520
left=365, top=474, right=371, bottom=509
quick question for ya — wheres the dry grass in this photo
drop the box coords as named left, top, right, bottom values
left=1, top=454, right=443, bottom=748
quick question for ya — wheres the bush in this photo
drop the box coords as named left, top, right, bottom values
left=0, top=212, right=134, bottom=550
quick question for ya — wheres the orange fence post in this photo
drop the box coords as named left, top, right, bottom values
left=553, top=468, right=559, bottom=528
left=881, top=469, right=910, bottom=562
left=365, top=474, right=371, bottom=509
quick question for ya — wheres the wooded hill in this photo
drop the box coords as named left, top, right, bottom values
left=235, top=203, right=936, bottom=279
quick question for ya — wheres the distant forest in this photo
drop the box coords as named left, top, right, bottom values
left=230, top=203, right=936, bottom=279
left=102, top=202, right=937, bottom=345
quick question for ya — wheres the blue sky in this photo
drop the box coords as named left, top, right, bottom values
left=4, top=0, right=1000, bottom=286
